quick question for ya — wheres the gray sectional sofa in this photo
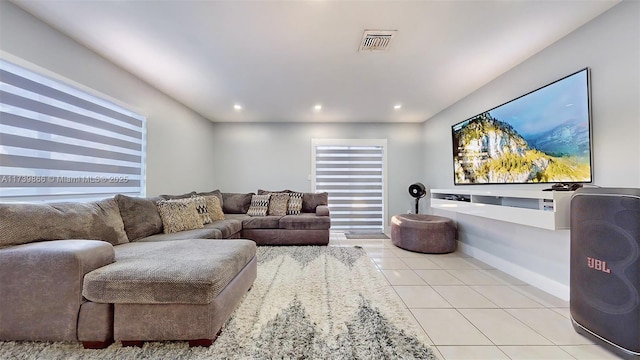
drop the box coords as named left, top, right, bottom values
left=124, top=189, right=330, bottom=245
left=0, top=189, right=330, bottom=348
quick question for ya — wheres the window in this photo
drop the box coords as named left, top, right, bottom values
left=312, top=139, right=387, bottom=232
left=0, top=58, right=146, bottom=202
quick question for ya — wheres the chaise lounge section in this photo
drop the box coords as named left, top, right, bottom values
left=83, top=239, right=256, bottom=347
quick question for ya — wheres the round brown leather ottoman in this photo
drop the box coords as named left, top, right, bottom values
left=391, top=214, right=456, bottom=254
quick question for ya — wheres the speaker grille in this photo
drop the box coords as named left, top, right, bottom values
left=570, top=189, right=640, bottom=353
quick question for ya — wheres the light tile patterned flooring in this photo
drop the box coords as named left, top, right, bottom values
left=329, top=232, right=620, bottom=360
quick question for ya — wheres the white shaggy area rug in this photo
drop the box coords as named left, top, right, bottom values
left=0, top=246, right=437, bottom=359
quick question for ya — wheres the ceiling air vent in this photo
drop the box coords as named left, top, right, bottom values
left=359, top=30, right=397, bottom=52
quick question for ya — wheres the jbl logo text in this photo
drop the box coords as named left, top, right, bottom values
left=587, top=257, right=611, bottom=274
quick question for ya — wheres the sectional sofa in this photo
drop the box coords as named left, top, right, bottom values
left=123, top=189, right=330, bottom=245
left=0, top=189, right=330, bottom=348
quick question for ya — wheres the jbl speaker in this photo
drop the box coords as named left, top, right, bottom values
left=570, top=187, right=640, bottom=358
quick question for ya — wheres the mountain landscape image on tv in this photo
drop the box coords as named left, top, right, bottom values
left=452, top=68, right=592, bottom=185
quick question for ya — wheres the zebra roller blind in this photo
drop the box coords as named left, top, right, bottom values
left=0, top=58, right=146, bottom=202
left=314, top=141, right=385, bottom=231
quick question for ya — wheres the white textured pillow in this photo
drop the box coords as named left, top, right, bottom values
left=287, top=192, right=303, bottom=215
left=247, top=194, right=271, bottom=217
left=156, top=199, right=204, bottom=233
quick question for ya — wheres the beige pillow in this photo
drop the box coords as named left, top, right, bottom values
left=247, top=194, right=270, bottom=217
left=156, top=199, right=204, bottom=233
left=268, top=193, right=289, bottom=216
left=204, top=195, right=225, bottom=221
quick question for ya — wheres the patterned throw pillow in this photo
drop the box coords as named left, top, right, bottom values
left=204, top=195, right=225, bottom=221
left=247, top=194, right=271, bottom=217
left=268, top=193, right=290, bottom=216
left=156, top=199, right=204, bottom=233
left=190, top=195, right=212, bottom=224
left=287, top=192, right=303, bottom=215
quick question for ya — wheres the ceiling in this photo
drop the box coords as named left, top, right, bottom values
left=12, top=0, right=619, bottom=123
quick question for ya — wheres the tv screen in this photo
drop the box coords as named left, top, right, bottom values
left=452, top=68, right=592, bottom=185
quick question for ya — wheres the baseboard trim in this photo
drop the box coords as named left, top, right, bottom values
left=457, top=241, right=570, bottom=301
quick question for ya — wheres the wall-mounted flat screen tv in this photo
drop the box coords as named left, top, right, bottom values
left=452, top=68, right=592, bottom=185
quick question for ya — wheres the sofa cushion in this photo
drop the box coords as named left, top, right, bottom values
left=303, top=192, right=329, bottom=213
left=156, top=199, right=204, bottom=233
left=222, top=192, right=254, bottom=214
left=279, top=213, right=331, bottom=230
left=204, top=219, right=243, bottom=238
left=223, top=213, right=251, bottom=221
left=82, top=239, right=256, bottom=304
left=268, top=193, right=289, bottom=216
left=246, top=194, right=270, bottom=217
left=136, top=228, right=223, bottom=242
left=242, top=215, right=281, bottom=229
left=257, top=189, right=292, bottom=195
left=115, top=194, right=164, bottom=241
left=197, top=189, right=223, bottom=208
left=287, top=192, right=303, bottom=215
left=134, top=227, right=223, bottom=242
left=159, top=191, right=197, bottom=200
left=204, top=195, right=225, bottom=221
left=0, top=198, right=128, bottom=246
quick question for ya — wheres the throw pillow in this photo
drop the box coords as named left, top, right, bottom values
left=156, top=199, right=204, bottom=233
left=204, top=195, right=225, bottom=221
left=268, top=193, right=289, bottom=216
left=246, top=194, right=271, bottom=217
left=190, top=195, right=212, bottom=224
left=287, top=192, right=303, bottom=215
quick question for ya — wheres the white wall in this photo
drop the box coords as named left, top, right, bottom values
left=209, top=122, right=424, bottom=230
left=0, top=1, right=219, bottom=196
left=422, top=1, right=640, bottom=299
left=0, top=1, right=430, bottom=231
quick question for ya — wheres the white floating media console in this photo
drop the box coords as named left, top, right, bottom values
left=430, top=188, right=573, bottom=230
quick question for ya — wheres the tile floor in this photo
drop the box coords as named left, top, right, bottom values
left=329, top=232, right=621, bottom=360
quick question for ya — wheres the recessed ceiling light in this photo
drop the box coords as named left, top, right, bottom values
left=314, top=104, right=322, bottom=111
left=394, top=104, right=402, bottom=110
left=233, top=104, right=242, bottom=110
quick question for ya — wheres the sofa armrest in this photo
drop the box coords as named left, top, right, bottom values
left=0, top=240, right=114, bottom=341
left=315, top=205, right=330, bottom=217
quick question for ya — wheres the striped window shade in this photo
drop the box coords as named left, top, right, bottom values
left=0, top=58, right=146, bottom=202
left=314, top=143, right=385, bottom=231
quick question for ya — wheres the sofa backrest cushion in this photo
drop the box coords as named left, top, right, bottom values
left=197, top=189, right=223, bottom=208
left=0, top=198, right=128, bottom=247
left=222, top=193, right=254, bottom=214
left=158, top=191, right=196, bottom=200
left=115, top=194, right=164, bottom=241
left=257, top=189, right=292, bottom=195
left=302, top=192, right=329, bottom=213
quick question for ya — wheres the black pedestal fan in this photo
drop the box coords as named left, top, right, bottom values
left=408, top=182, right=427, bottom=214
